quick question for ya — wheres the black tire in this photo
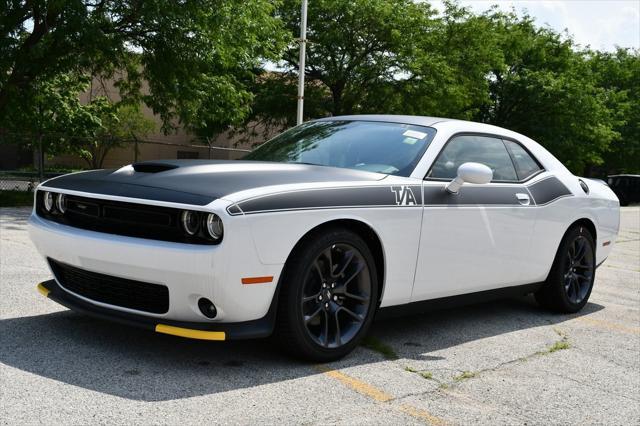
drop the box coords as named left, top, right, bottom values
left=535, top=225, right=596, bottom=313
left=275, top=226, right=379, bottom=362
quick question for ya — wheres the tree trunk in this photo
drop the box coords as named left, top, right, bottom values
left=330, top=82, right=345, bottom=116
left=37, top=134, right=44, bottom=181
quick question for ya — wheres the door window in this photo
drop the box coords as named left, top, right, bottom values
left=503, top=140, right=542, bottom=180
left=428, top=135, right=518, bottom=181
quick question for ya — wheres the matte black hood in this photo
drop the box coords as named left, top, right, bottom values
left=41, top=160, right=386, bottom=206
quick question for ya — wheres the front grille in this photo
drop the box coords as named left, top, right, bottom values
left=49, top=259, right=169, bottom=314
left=35, top=191, right=216, bottom=245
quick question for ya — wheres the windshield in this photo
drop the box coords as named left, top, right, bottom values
left=244, top=120, right=437, bottom=177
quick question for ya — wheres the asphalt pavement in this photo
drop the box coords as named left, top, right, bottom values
left=1, top=206, right=638, bottom=425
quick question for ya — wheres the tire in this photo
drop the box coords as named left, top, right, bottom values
left=535, top=225, right=596, bottom=313
left=275, top=226, right=379, bottom=362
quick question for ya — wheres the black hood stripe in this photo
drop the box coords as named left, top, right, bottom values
left=41, top=161, right=385, bottom=206
left=42, top=178, right=213, bottom=206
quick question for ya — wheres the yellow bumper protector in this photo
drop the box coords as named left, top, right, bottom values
left=155, top=324, right=226, bottom=341
left=37, top=282, right=50, bottom=297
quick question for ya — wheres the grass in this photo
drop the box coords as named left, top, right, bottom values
left=404, top=365, right=434, bottom=380
left=546, top=340, right=571, bottom=353
left=453, top=371, right=477, bottom=381
left=420, top=371, right=433, bottom=380
left=361, top=336, right=398, bottom=360
left=0, top=191, right=34, bottom=207
left=541, top=329, right=571, bottom=354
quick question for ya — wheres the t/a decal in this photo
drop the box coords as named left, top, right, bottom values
left=391, top=186, right=418, bottom=206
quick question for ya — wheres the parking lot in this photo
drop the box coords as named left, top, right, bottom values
left=1, top=206, right=638, bottom=425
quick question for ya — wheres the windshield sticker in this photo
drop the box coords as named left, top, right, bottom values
left=403, top=130, right=427, bottom=140
left=402, top=137, right=418, bottom=145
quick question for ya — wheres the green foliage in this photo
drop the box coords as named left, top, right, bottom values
left=246, top=0, right=638, bottom=175
left=477, top=9, right=620, bottom=174
left=0, top=74, right=102, bottom=156
left=0, top=0, right=287, bottom=146
left=278, top=0, right=437, bottom=116
left=588, top=48, right=640, bottom=174
left=73, top=103, right=155, bottom=168
left=1, top=0, right=637, bottom=174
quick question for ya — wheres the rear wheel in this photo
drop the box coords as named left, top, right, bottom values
left=536, top=225, right=595, bottom=313
left=276, top=227, right=378, bottom=361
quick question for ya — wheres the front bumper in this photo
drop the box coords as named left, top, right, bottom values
left=29, top=211, right=281, bottom=323
left=37, top=280, right=276, bottom=340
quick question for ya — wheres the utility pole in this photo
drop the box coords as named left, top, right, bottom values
left=296, top=0, right=308, bottom=126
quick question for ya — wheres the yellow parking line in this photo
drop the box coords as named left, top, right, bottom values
left=398, top=404, right=449, bottom=425
left=575, top=316, right=640, bottom=334
left=316, top=365, right=447, bottom=425
left=316, top=365, right=392, bottom=402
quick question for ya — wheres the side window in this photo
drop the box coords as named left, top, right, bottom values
left=504, top=140, right=542, bottom=180
left=428, top=135, right=518, bottom=181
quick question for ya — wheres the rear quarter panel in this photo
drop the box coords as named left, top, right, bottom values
left=529, top=173, right=619, bottom=281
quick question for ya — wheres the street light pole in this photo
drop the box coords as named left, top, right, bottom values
left=296, top=0, right=308, bottom=126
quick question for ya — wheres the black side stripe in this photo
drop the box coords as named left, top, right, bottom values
left=527, top=176, right=572, bottom=205
left=423, top=185, right=526, bottom=206
left=229, top=176, right=573, bottom=215
left=230, top=185, right=422, bottom=215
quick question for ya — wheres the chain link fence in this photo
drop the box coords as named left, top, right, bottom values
left=0, top=171, right=64, bottom=192
left=0, top=136, right=256, bottom=199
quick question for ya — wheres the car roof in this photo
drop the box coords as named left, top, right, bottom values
left=318, top=114, right=453, bottom=127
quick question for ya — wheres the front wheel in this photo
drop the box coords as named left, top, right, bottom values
left=276, top=227, right=379, bottom=361
left=536, top=225, right=596, bottom=313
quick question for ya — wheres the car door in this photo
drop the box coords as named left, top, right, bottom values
left=411, top=134, right=542, bottom=301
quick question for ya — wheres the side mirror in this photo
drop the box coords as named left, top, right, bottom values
left=446, top=162, right=493, bottom=194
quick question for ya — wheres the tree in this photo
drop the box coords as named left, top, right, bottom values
left=1, top=0, right=287, bottom=148
left=475, top=9, right=619, bottom=175
left=75, top=103, right=155, bottom=169
left=589, top=48, right=640, bottom=174
left=277, top=0, right=437, bottom=116
left=0, top=73, right=102, bottom=177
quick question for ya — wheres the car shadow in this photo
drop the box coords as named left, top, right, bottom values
left=0, top=207, right=32, bottom=231
left=0, top=296, right=603, bottom=402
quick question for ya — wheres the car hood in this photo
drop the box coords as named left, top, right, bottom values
left=41, top=160, right=387, bottom=206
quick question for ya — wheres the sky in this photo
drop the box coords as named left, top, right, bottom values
left=431, top=0, right=640, bottom=51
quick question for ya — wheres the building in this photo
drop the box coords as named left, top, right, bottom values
left=0, top=75, right=279, bottom=171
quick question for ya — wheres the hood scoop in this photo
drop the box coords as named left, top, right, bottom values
left=131, top=162, right=179, bottom=173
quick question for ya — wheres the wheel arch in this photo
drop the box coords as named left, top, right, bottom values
left=281, top=218, right=386, bottom=307
left=569, top=217, right=597, bottom=244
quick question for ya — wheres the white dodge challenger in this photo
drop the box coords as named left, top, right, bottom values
left=30, top=115, right=620, bottom=361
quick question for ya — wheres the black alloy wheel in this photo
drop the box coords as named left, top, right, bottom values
left=301, top=243, right=372, bottom=348
left=276, top=227, right=378, bottom=361
left=562, top=235, right=594, bottom=305
left=536, top=225, right=596, bottom=313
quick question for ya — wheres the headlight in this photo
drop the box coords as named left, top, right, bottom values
left=181, top=210, right=199, bottom=235
left=43, top=192, right=54, bottom=212
left=205, top=213, right=224, bottom=240
left=56, top=193, right=67, bottom=213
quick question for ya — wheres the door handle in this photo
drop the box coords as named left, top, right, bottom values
left=516, top=193, right=531, bottom=206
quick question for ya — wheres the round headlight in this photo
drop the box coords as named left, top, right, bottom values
left=181, top=210, right=200, bottom=235
left=43, top=192, right=54, bottom=212
left=205, top=213, right=224, bottom=240
left=56, top=193, right=67, bottom=213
